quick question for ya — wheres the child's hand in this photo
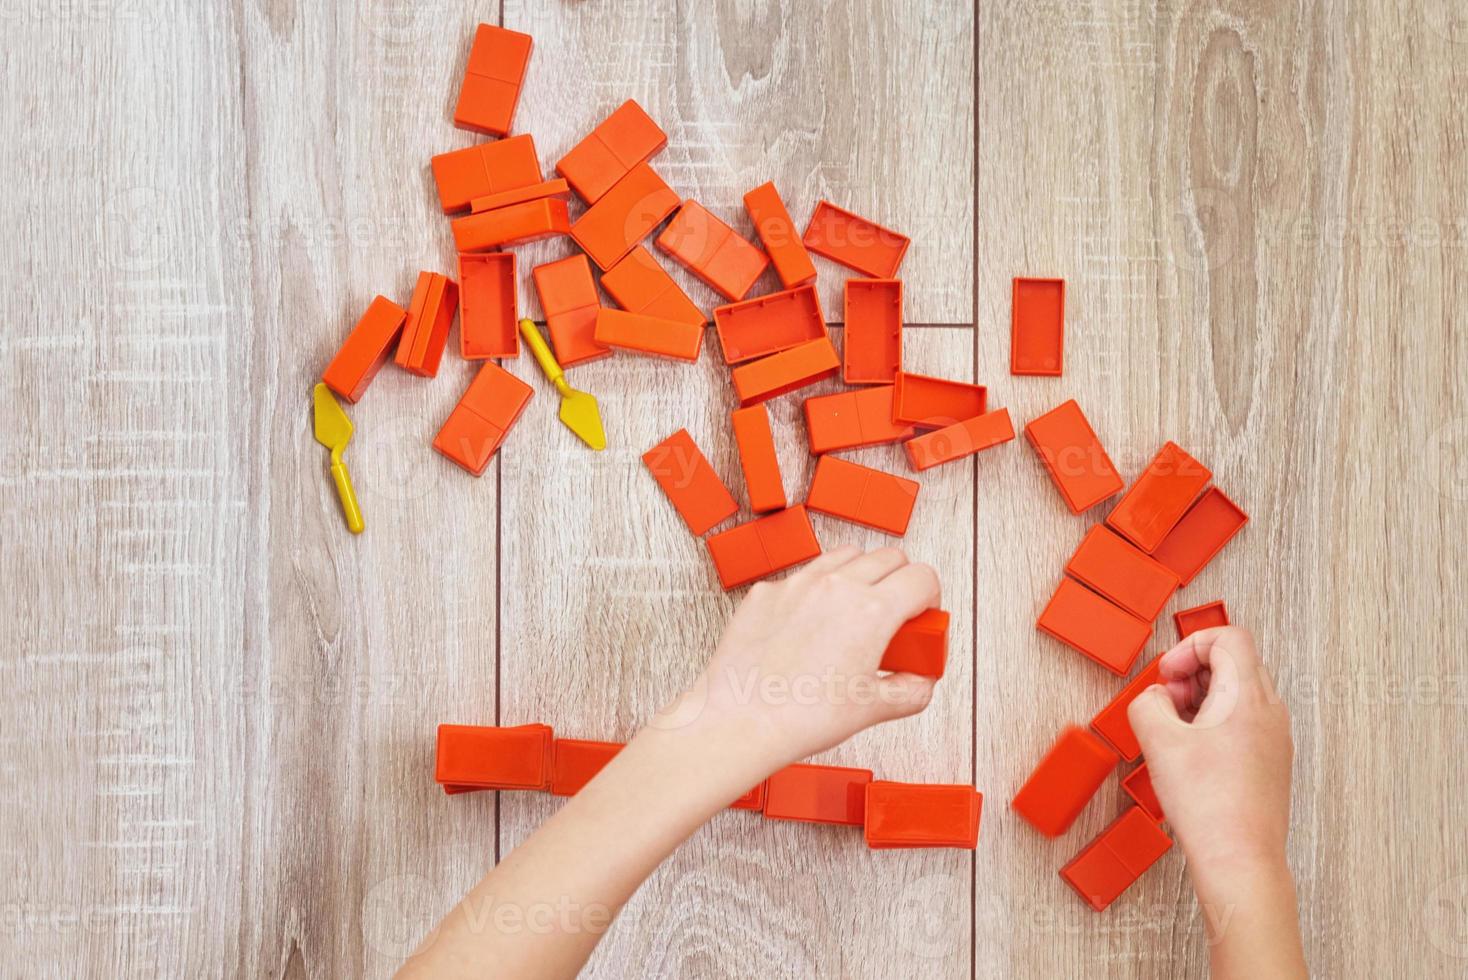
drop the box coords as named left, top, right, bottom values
left=1127, top=626, right=1293, bottom=874
left=660, top=545, right=941, bottom=775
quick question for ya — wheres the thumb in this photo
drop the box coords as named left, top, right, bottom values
left=1127, top=684, right=1185, bottom=756
left=864, top=673, right=936, bottom=725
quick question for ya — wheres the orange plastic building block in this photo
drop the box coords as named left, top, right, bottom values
left=712, top=284, right=826, bottom=364
left=844, top=279, right=902, bottom=384
left=321, top=295, right=407, bottom=403
left=432, top=361, right=534, bottom=476
left=743, top=181, right=817, bottom=288
left=891, top=371, right=988, bottom=429
left=864, top=781, right=983, bottom=849
left=904, top=408, right=1015, bottom=472
left=1174, top=600, right=1230, bottom=640
left=459, top=253, right=518, bottom=359
left=642, top=429, right=738, bottom=536
left=452, top=197, right=570, bottom=253
left=878, top=608, right=950, bottom=678
left=396, top=272, right=460, bottom=378
left=1106, top=442, right=1212, bottom=552
left=656, top=200, right=770, bottom=302
left=600, top=245, right=705, bottom=327
left=469, top=177, right=571, bottom=214
left=803, top=386, right=915, bottom=455
left=730, top=782, right=769, bottom=811
left=1011, top=726, right=1119, bottom=838
left=1037, top=578, right=1152, bottom=676
left=1060, top=807, right=1172, bottom=912
left=802, top=200, right=910, bottom=278
left=430, top=134, right=543, bottom=214
left=731, top=404, right=785, bottom=512
left=452, top=24, right=532, bottom=136
left=705, top=505, right=822, bottom=590
left=763, top=763, right=873, bottom=826
left=1064, top=525, right=1181, bottom=622
left=1150, top=488, right=1248, bottom=584
left=1011, top=277, right=1065, bottom=376
left=435, top=723, right=552, bottom=791
left=1121, top=764, right=1164, bottom=821
left=1023, top=399, right=1125, bottom=513
left=570, top=162, right=680, bottom=270
left=730, top=337, right=840, bottom=407
left=593, top=308, right=702, bottom=362
left=555, top=99, right=668, bottom=205
left=533, top=255, right=608, bottom=367
left=1090, top=657, right=1163, bottom=761
left=549, top=739, right=623, bottom=796
left=806, top=455, right=921, bottom=536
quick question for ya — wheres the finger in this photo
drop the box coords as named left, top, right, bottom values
left=870, top=562, right=941, bottom=623
left=1192, top=643, right=1246, bottom=727
left=835, top=546, right=908, bottom=585
left=1127, top=684, right=1186, bottom=755
left=863, top=672, right=936, bottom=724
left=790, top=544, right=863, bottom=580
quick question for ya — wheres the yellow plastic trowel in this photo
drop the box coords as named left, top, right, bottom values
left=518, top=318, right=606, bottom=450
left=312, top=383, right=365, bottom=534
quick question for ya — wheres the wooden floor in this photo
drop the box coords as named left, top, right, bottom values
left=2, top=1, right=1464, bottom=977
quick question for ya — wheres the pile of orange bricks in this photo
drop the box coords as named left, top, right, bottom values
left=317, top=24, right=1249, bottom=910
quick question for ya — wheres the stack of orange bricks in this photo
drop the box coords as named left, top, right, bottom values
left=318, top=24, right=1249, bottom=908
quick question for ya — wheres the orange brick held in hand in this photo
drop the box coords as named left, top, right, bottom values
left=556, top=99, right=667, bottom=204
left=1037, top=578, right=1151, bottom=676
left=1106, top=442, right=1212, bottom=552
left=570, top=162, right=680, bottom=270
left=864, top=781, right=982, bottom=849
left=1173, top=600, right=1230, bottom=640
left=1149, top=488, right=1247, bottom=584
left=731, top=404, right=785, bottom=512
left=549, top=739, right=623, bottom=796
left=434, top=723, right=552, bottom=790
left=891, top=371, right=987, bottom=429
left=657, top=200, right=770, bottom=302
left=1064, top=525, right=1180, bottom=621
left=459, top=252, right=518, bottom=359
left=1011, top=726, right=1119, bottom=837
left=453, top=24, right=532, bottom=136
left=802, top=200, right=910, bottom=278
left=592, top=308, right=702, bottom=362
left=904, top=408, right=1015, bottom=471
left=803, top=386, right=915, bottom=454
left=431, top=134, right=543, bottom=214
left=432, top=362, right=534, bottom=476
left=1089, top=657, right=1163, bottom=761
left=1121, top=763, right=1164, bottom=821
left=878, top=609, right=950, bottom=677
left=533, top=255, right=608, bottom=367
left=452, top=197, right=570, bottom=253
left=806, top=455, right=920, bottom=536
left=743, top=181, right=817, bottom=288
left=600, top=245, right=705, bottom=327
left=321, top=295, right=407, bottom=403
left=642, top=429, right=737, bottom=536
left=713, top=284, right=826, bottom=364
left=705, top=505, right=821, bottom=590
left=730, top=337, right=840, bottom=407
left=843, top=279, right=902, bottom=384
left=396, top=272, right=460, bottom=378
left=1011, top=277, right=1065, bottom=376
left=763, top=763, right=873, bottom=826
left=1060, top=807, right=1172, bottom=911
left=1024, top=399, right=1124, bottom=513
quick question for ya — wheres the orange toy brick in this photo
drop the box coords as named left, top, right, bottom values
left=1024, top=399, right=1124, bottom=513
left=802, top=200, right=910, bottom=278
left=878, top=608, right=950, bottom=677
left=452, top=197, right=570, bottom=253
left=469, top=177, right=570, bottom=214
left=593, top=308, right=702, bottom=362
left=803, top=386, right=915, bottom=455
left=1011, top=725, right=1119, bottom=838
left=533, top=255, right=608, bottom=367
left=1106, top=442, right=1212, bottom=552
left=657, top=200, right=770, bottom=302
left=1090, top=657, right=1163, bottom=761
left=904, top=408, right=1015, bottom=472
left=459, top=253, right=518, bottom=359
left=763, top=763, right=873, bottom=826
left=713, top=284, right=826, bottom=364
left=806, top=455, right=920, bottom=536
left=1150, top=487, right=1248, bottom=584
left=570, top=162, right=680, bottom=270
left=743, top=181, right=817, bottom=288
left=864, top=781, right=983, bottom=849
left=1174, top=600, right=1230, bottom=640
left=705, top=505, right=822, bottom=590
left=430, top=134, right=543, bottom=214
left=1064, top=525, right=1181, bottom=621
left=731, top=337, right=840, bottom=407
left=550, top=739, right=623, bottom=796
left=1122, top=764, right=1164, bottom=821
left=432, top=362, right=534, bottom=476
left=729, top=782, right=768, bottom=811
left=434, top=723, right=553, bottom=791
left=600, top=245, right=705, bottom=327
left=1011, top=277, right=1065, bottom=376
left=731, top=404, right=786, bottom=512
left=453, top=24, right=532, bottom=136
left=321, top=295, right=407, bottom=403
left=556, top=99, right=668, bottom=204
left=1060, top=807, right=1172, bottom=912
left=642, top=429, right=738, bottom=536
left=1037, top=578, right=1152, bottom=676
left=891, top=371, right=987, bottom=429
left=395, top=271, right=460, bottom=378
left=844, top=279, right=902, bottom=384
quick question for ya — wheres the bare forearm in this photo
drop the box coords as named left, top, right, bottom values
left=1192, top=857, right=1308, bottom=980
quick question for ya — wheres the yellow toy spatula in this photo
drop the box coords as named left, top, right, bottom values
left=518, top=318, right=606, bottom=450
left=312, top=383, right=365, bottom=533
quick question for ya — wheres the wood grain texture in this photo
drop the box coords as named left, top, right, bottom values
left=0, top=0, right=1463, bottom=978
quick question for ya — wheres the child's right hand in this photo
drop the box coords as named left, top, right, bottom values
left=1126, top=626, right=1294, bottom=876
